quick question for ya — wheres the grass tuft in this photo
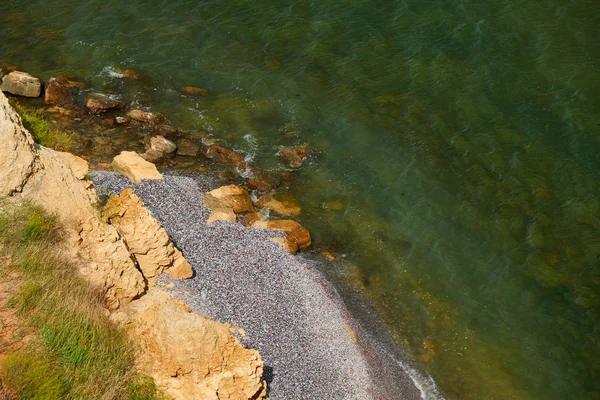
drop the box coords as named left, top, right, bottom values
left=0, top=203, right=164, bottom=400
left=11, top=103, right=72, bottom=151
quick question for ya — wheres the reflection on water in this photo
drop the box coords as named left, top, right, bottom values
left=1, top=0, right=599, bottom=398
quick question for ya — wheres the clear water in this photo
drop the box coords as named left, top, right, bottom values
left=2, top=0, right=599, bottom=398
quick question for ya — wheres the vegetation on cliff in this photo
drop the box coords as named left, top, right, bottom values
left=10, top=100, right=72, bottom=151
left=0, top=203, right=163, bottom=400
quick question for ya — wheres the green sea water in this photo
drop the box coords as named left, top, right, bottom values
left=1, top=0, right=599, bottom=398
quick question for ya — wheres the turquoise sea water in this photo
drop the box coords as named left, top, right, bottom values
left=1, top=1, right=599, bottom=398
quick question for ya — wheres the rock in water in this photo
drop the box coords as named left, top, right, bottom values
left=279, top=145, right=310, bottom=167
left=1, top=71, right=42, bottom=97
left=146, top=135, right=177, bottom=155
left=126, top=109, right=167, bottom=125
left=44, top=77, right=74, bottom=107
left=255, top=192, right=301, bottom=216
left=203, top=145, right=249, bottom=171
left=252, top=219, right=312, bottom=253
left=176, top=139, right=201, bottom=157
left=179, top=86, right=210, bottom=96
left=112, top=151, right=163, bottom=184
left=85, top=93, right=126, bottom=113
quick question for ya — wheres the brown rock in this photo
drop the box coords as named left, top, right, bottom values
left=44, top=77, right=74, bottom=107
left=115, top=116, right=130, bottom=125
left=252, top=219, right=311, bottom=251
left=279, top=145, right=309, bottom=168
left=206, top=208, right=237, bottom=225
left=104, top=188, right=193, bottom=283
left=247, top=168, right=278, bottom=193
left=140, top=149, right=164, bottom=163
left=1, top=71, right=42, bottom=98
left=176, top=139, right=201, bottom=157
left=152, top=124, right=179, bottom=138
left=203, top=145, right=249, bottom=170
left=85, top=93, right=126, bottom=113
left=179, top=86, right=209, bottom=96
left=126, top=109, right=167, bottom=125
left=128, top=300, right=267, bottom=400
left=203, top=185, right=255, bottom=215
left=321, top=251, right=337, bottom=261
left=268, top=237, right=299, bottom=255
left=112, top=151, right=163, bottom=184
left=255, top=192, right=301, bottom=217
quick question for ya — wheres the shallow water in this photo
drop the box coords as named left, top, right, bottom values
left=1, top=0, right=599, bottom=399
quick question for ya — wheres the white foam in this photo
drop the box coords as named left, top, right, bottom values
left=396, top=360, right=445, bottom=400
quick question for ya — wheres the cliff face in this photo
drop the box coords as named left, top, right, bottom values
left=0, top=90, right=266, bottom=400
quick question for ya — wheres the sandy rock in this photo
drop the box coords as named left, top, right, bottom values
left=128, top=299, right=267, bottom=400
left=170, top=250, right=194, bottom=280
left=321, top=251, right=337, bottom=261
left=1, top=71, right=42, bottom=98
left=127, top=109, right=167, bottom=125
left=44, top=77, right=74, bottom=107
left=203, top=185, right=255, bottom=215
left=268, top=237, right=299, bottom=254
left=279, top=145, right=310, bottom=168
left=85, top=93, right=126, bottom=114
left=57, top=152, right=89, bottom=180
left=203, top=145, right=249, bottom=171
left=112, top=151, right=163, bottom=184
left=252, top=219, right=311, bottom=252
left=255, top=192, right=301, bottom=217
left=207, top=208, right=237, bottom=225
left=180, top=86, right=209, bottom=96
left=0, top=90, right=145, bottom=309
left=176, top=139, right=201, bottom=157
left=104, top=188, right=193, bottom=284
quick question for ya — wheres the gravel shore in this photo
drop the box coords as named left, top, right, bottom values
left=93, top=171, right=424, bottom=400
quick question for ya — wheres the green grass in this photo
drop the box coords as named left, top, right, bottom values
left=0, top=202, right=164, bottom=400
left=11, top=102, right=72, bottom=151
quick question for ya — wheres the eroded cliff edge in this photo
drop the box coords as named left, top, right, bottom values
left=0, top=90, right=267, bottom=400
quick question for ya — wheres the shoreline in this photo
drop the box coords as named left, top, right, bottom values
left=94, top=170, right=439, bottom=400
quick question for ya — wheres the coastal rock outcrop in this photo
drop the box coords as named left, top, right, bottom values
left=126, top=299, right=267, bottom=400
left=203, top=185, right=259, bottom=225
left=112, top=151, right=163, bottom=184
left=104, top=188, right=193, bottom=282
left=1, top=71, right=42, bottom=98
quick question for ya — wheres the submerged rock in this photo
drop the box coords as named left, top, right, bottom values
left=279, top=144, right=310, bottom=168
left=114, top=68, right=146, bottom=80
left=255, top=192, right=301, bottom=217
left=126, top=109, right=167, bottom=125
left=179, top=85, right=209, bottom=96
left=112, top=151, right=163, bottom=184
left=176, top=139, right=201, bottom=157
left=44, top=76, right=75, bottom=107
left=85, top=93, right=126, bottom=114
left=1, top=71, right=42, bottom=97
left=203, top=145, right=249, bottom=171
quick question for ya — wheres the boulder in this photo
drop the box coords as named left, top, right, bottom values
left=44, top=77, right=74, bottom=107
left=140, top=149, right=164, bottom=163
left=247, top=168, right=278, bottom=193
left=203, top=145, right=249, bottom=171
left=279, top=145, right=310, bottom=168
left=176, top=139, right=201, bottom=157
left=112, top=151, right=163, bottom=184
left=57, top=152, right=89, bottom=180
left=1, top=71, right=42, bottom=98
left=180, top=86, right=209, bottom=96
left=252, top=219, right=311, bottom=253
left=104, top=188, right=193, bottom=283
left=255, top=192, right=301, bottom=217
left=203, top=185, right=255, bottom=215
left=152, top=124, right=179, bottom=138
left=128, top=300, right=267, bottom=400
left=85, top=93, right=126, bottom=113
left=126, top=109, right=167, bottom=125
left=146, top=135, right=177, bottom=155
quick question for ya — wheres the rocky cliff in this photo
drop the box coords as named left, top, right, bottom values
left=0, top=89, right=266, bottom=400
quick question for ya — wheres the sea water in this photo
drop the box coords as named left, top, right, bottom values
left=1, top=0, right=598, bottom=398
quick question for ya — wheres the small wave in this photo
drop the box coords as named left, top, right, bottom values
left=396, top=360, right=445, bottom=400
